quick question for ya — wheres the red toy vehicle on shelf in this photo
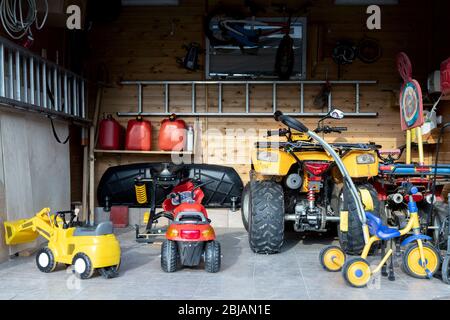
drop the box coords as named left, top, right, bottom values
left=160, top=181, right=221, bottom=273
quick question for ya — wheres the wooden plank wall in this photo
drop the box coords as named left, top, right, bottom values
left=88, top=0, right=445, bottom=191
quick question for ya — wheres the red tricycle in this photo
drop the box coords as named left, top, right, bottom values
left=160, top=181, right=221, bottom=273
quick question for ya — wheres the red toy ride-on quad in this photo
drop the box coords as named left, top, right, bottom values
left=161, top=181, right=221, bottom=273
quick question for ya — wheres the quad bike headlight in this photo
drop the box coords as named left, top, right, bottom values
left=356, top=154, right=375, bottom=164
left=256, top=151, right=279, bottom=162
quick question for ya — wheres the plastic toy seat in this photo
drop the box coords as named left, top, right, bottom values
left=73, top=222, right=114, bottom=237
left=365, top=212, right=401, bottom=240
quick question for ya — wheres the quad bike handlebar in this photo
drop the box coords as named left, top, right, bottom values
left=315, top=126, right=348, bottom=134
left=274, top=111, right=309, bottom=133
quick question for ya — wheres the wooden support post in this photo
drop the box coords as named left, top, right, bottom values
left=406, top=129, right=412, bottom=165
left=416, top=127, right=424, bottom=165
left=88, top=87, right=103, bottom=224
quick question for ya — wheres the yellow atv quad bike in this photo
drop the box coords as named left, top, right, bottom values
left=242, top=109, right=382, bottom=254
left=4, top=208, right=121, bottom=279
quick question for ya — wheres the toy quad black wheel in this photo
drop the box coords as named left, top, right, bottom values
left=442, top=256, right=450, bottom=284
left=72, top=253, right=95, bottom=279
left=338, top=183, right=381, bottom=256
left=204, top=241, right=221, bottom=273
left=98, top=261, right=121, bottom=279
left=248, top=180, right=285, bottom=254
left=402, top=242, right=440, bottom=279
left=36, top=247, right=57, bottom=273
left=161, top=240, right=180, bottom=273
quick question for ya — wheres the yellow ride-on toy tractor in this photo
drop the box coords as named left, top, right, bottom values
left=243, top=109, right=381, bottom=254
left=4, top=208, right=121, bottom=279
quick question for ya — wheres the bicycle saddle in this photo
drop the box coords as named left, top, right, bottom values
left=365, top=212, right=401, bottom=240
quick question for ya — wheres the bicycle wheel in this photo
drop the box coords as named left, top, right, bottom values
left=275, top=35, right=294, bottom=80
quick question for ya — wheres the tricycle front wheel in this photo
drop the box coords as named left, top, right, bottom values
left=402, top=242, right=440, bottom=279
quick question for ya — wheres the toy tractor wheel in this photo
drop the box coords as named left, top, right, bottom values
left=161, top=240, right=179, bottom=273
left=319, top=246, right=346, bottom=272
left=204, top=241, right=221, bottom=273
left=442, top=256, right=450, bottom=284
left=342, top=257, right=372, bottom=288
left=402, top=242, right=440, bottom=279
left=248, top=180, right=285, bottom=254
left=98, top=261, right=121, bottom=279
left=36, top=247, right=57, bottom=273
left=241, top=183, right=251, bottom=232
left=72, top=253, right=95, bottom=279
left=338, top=183, right=381, bottom=256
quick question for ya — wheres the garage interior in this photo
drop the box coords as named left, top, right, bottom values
left=0, top=0, right=450, bottom=300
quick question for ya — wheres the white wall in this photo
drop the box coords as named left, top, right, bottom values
left=0, top=111, right=71, bottom=261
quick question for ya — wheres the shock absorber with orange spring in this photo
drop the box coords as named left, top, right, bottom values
left=307, top=188, right=315, bottom=210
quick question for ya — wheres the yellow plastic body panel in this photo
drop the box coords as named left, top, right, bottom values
left=4, top=219, right=39, bottom=245
left=48, top=231, right=121, bottom=268
left=252, top=147, right=378, bottom=178
left=341, top=150, right=379, bottom=178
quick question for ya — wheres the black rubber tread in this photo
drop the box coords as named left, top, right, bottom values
left=204, top=241, right=221, bottom=273
left=72, top=253, right=95, bottom=279
left=338, top=183, right=381, bottom=256
left=36, top=247, right=57, bottom=273
left=342, top=257, right=371, bottom=288
left=402, top=242, right=441, bottom=279
left=248, top=180, right=285, bottom=254
left=241, top=182, right=251, bottom=232
left=98, top=261, right=120, bottom=279
left=161, top=240, right=179, bottom=273
left=442, top=256, right=450, bottom=284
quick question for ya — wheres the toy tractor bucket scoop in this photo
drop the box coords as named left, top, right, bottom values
left=4, top=219, right=39, bottom=245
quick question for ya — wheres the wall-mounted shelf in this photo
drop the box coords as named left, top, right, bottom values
left=94, top=149, right=194, bottom=156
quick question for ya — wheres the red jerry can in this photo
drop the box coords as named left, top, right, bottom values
left=97, top=114, right=124, bottom=150
left=125, top=116, right=152, bottom=151
left=158, top=114, right=187, bottom=151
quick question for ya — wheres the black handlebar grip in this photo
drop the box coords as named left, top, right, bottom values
left=334, top=127, right=348, bottom=131
left=274, top=111, right=309, bottom=133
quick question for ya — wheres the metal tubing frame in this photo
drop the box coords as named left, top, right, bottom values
left=118, top=80, right=378, bottom=118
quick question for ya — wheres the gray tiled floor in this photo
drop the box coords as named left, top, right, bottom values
left=1, top=228, right=450, bottom=300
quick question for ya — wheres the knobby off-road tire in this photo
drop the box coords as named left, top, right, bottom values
left=248, top=180, right=285, bottom=254
left=241, top=182, right=251, bottom=232
left=161, top=240, right=179, bottom=273
left=338, top=183, right=381, bottom=256
left=204, top=241, right=221, bottom=273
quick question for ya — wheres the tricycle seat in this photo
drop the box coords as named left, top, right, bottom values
left=73, top=222, right=114, bottom=237
left=366, top=212, right=401, bottom=240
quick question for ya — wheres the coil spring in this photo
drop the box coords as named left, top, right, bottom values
left=135, top=184, right=148, bottom=205
left=307, top=189, right=315, bottom=202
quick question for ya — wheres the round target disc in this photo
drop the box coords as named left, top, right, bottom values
left=400, top=80, right=423, bottom=129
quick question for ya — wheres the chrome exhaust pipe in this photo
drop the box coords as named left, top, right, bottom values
left=425, top=194, right=437, bottom=205
left=388, top=193, right=404, bottom=204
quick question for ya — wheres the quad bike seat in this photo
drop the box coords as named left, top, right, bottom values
left=73, top=221, right=114, bottom=237
left=366, top=212, right=401, bottom=240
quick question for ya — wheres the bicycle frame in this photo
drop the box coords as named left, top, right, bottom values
left=361, top=192, right=430, bottom=274
left=219, top=17, right=291, bottom=47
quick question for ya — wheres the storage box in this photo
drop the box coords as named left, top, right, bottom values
left=110, top=206, right=129, bottom=228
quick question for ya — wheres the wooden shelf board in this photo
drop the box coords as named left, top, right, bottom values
left=94, top=149, right=194, bottom=155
